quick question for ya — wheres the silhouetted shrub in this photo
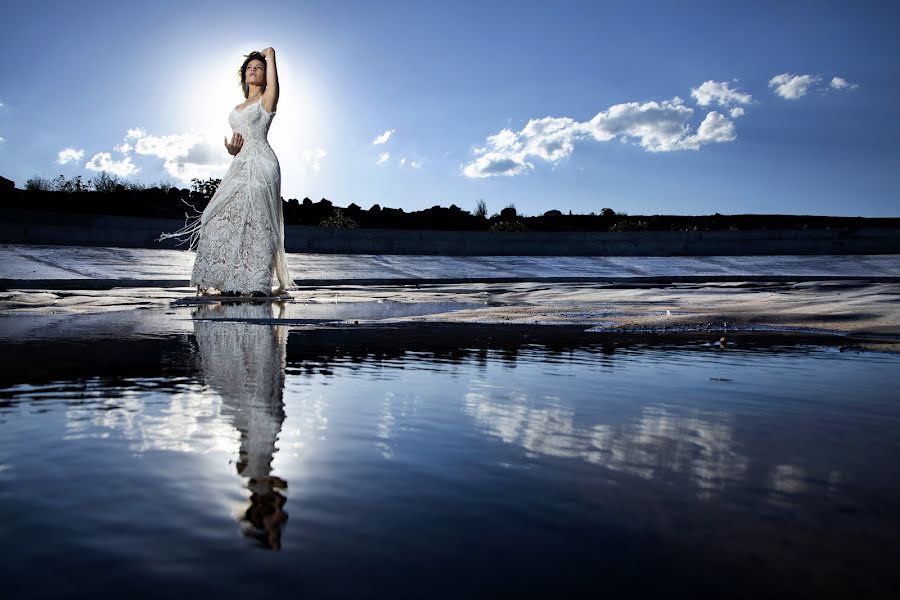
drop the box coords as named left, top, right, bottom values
left=500, top=206, right=517, bottom=219
left=51, top=174, right=92, bottom=193
left=609, top=219, right=648, bottom=232
left=474, top=199, right=487, bottom=219
left=319, top=208, right=358, bottom=228
left=25, top=176, right=52, bottom=191
left=490, top=220, right=528, bottom=232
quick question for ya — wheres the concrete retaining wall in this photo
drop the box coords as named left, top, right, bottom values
left=2, top=208, right=899, bottom=255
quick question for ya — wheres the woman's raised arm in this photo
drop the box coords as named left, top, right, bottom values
left=261, top=47, right=279, bottom=113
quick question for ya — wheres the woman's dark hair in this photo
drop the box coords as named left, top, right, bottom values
left=238, top=51, right=267, bottom=98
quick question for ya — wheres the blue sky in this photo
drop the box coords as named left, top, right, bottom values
left=1, top=0, right=897, bottom=216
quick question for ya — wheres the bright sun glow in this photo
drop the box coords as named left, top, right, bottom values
left=175, top=44, right=330, bottom=199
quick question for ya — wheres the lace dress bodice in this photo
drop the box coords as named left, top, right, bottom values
left=227, top=98, right=279, bottom=163
left=161, top=98, right=293, bottom=295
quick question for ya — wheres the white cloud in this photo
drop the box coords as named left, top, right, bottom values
left=830, top=76, right=858, bottom=90
left=730, top=106, right=745, bottom=118
left=135, top=132, right=200, bottom=164
left=0, top=100, right=4, bottom=107
left=684, top=111, right=736, bottom=148
left=474, top=129, right=520, bottom=155
left=0, top=136, right=5, bottom=143
left=690, top=80, right=752, bottom=107
left=589, top=96, right=737, bottom=152
left=409, top=160, right=421, bottom=168
left=588, top=97, right=694, bottom=151
left=85, top=152, right=140, bottom=177
left=372, top=129, right=395, bottom=145
left=376, top=152, right=390, bottom=165
left=399, top=158, right=406, bottom=165
left=133, top=131, right=229, bottom=182
left=520, top=116, right=582, bottom=161
left=70, top=125, right=237, bottom=185
left=768, top=73, right=821, bottom=100
left=301, top=147, right=327, bottom=172
left=463, top=94, right=737, bottom=178
left=57, top=147, right=85, bottom=165
left=463, top=152, right=531, bottom=178
left=125, top=127, right=147, bottom=140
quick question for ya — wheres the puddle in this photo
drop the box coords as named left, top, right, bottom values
left=2, top=310, right=900, bottom=598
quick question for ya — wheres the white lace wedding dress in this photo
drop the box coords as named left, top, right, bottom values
left=161, top=97, right=293, bottom=295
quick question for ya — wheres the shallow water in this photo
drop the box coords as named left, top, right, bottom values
left=1, top=302, right=899, bottom=599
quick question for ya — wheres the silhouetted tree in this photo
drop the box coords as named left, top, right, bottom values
left=191, top=177, right=221, bottom=200
left=91, top=171, right=121, bottom=193
left=500, top=205, right=517, bottom=219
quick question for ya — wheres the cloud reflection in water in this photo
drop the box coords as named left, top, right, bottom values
left=464, top=382, right=748, bottom=498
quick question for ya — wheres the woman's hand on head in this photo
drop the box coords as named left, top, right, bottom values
left=261, top=47, right=274, bottom=58
left=224, top=132, right=243, bottom=156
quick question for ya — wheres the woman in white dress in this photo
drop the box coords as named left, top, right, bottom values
left=161, top=47, right=293, bottom=297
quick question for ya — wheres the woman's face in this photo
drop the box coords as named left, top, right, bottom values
left=245, top=59, right=266, bottom=86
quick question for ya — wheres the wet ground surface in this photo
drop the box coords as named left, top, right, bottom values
left=3, top=245, right=898, bottom=343
left=2, top=280, right=899, bottom=350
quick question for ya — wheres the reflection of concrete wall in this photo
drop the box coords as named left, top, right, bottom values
left=4, top=207, right=900, bottom=255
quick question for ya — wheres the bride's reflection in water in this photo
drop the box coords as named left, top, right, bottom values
left=192, top=300, right=290, bottom=550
